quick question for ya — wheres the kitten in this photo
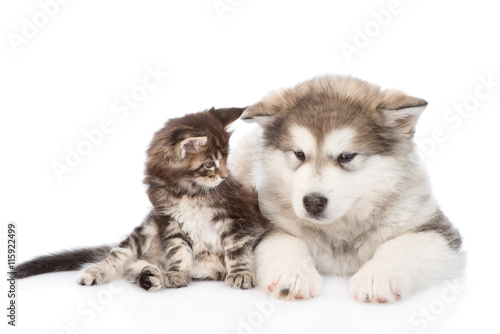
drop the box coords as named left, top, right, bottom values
left=15, top=107, right=267, bottom=291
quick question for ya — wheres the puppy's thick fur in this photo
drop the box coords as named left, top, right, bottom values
left=229, top=75, right=465, bottom=302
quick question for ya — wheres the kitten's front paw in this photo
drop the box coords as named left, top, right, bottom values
left=163, top=271, right=190, bottom=288
left=350, top=264, right=403, bottom=303
left=262, top=261, right=322, bottom=300
left=139, top=266, right=164, bottom=292
left=77, top=265, right=107, bottom=286
left=226, top=271, right=255, bottom=289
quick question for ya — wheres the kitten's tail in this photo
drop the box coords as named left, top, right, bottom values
left=14, top=246, right=112, bottom=279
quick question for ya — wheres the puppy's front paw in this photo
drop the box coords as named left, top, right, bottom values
left=77, top=265, right=107, bottom=286
left=263, top=261, right=322, bottom=300
left=350, top=265, right=403, bottom=303
left=226, top=271, right=255, bottom=289
left=139, top=266, right=164, bottom=291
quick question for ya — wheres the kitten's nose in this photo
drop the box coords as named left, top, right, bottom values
left=303, top=195, right=327, bottom=214
left=218, top=165, right=228, bottom=179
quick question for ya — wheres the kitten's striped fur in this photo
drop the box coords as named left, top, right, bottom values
left=16, top=107, right=267, bottom=291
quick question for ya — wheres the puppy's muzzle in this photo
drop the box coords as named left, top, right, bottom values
left=303, top=195, right=328, bottom=215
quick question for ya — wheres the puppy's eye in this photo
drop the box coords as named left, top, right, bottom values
left=204, top=161, right=215, bottom=169
left=338, top=153, right=357, bottom=163
left=294, top=151, right=305, bottom=161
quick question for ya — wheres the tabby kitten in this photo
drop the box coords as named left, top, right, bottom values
left=16, top=107, right=267, bottom=291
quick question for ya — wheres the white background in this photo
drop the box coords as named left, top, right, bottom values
left=1, top=1, right=499, bottom=333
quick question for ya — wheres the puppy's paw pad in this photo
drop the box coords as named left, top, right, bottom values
left=350, top=266, right=402, bottom=303
left=264, top=263, right=322, bottom=300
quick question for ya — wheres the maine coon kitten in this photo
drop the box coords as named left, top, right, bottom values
left=16, top=107, right=267, bottom=291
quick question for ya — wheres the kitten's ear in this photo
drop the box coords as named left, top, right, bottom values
left=209, top=107, right=246, bottom=129
left=379, top=89, right=428, bottom=137
left=178, top=136, right=207, bottom=158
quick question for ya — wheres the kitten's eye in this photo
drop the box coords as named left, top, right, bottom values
left=204, top=161, right=215, bottom=169
left=338, top=153, right=357, bottom=163
left=294, top=151, right=305, bottom=161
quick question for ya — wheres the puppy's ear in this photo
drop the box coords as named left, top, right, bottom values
left=209, top=107, right=246, bottom=129
left=178, top=136, right=207, bottom=158
left=379, top=89, right=428, bottom=137
left=241, top=102, right=278, bottom=127
left=241, top=89, right=286, bottom=127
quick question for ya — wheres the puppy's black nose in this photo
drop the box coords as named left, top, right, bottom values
left=303, top=195, right=327, bottom=215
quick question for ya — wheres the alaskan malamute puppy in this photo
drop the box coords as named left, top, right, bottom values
left=230, top=75, right=465, bottom=303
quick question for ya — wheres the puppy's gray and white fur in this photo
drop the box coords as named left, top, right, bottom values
left=229, top=75, right=465, bottom=302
